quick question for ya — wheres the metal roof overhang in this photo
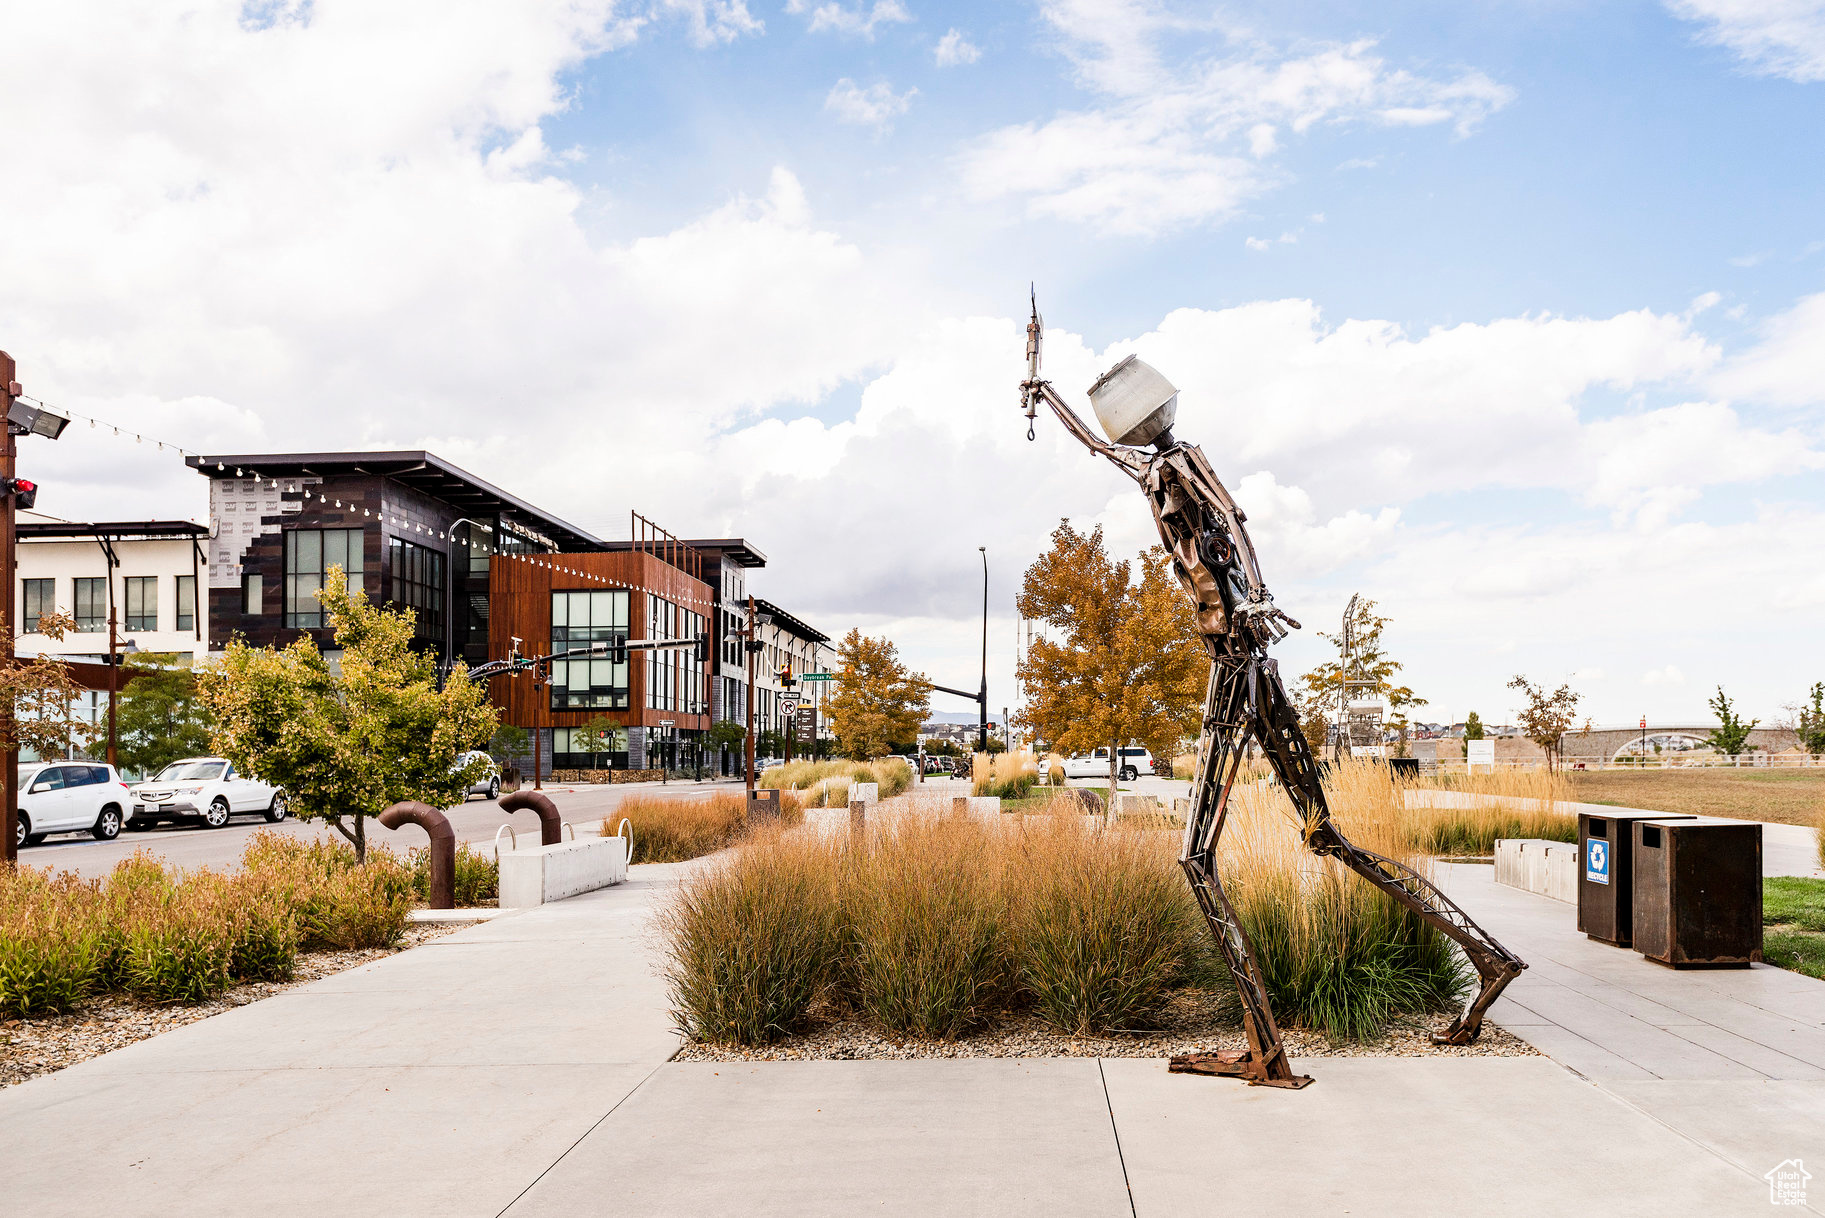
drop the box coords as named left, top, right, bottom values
left=186, top=450, right=605, bottom=550
left=752, top=597, right=827, bottom=645
left=19, top=520, right=210, bottom=541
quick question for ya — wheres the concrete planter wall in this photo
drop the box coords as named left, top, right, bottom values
left=548, top=768, right=665, bottom=785
left=1494, top=838, right=1579, bottom=904
left=499, top=835, right=630, bottom=907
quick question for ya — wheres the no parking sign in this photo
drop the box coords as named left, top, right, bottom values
left=1585, top=839, right=1610, bottom=885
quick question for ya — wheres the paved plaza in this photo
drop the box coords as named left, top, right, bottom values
left=3, top=807, right=1820, bottom=1216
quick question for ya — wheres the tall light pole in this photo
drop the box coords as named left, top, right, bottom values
left=1, top=356, right=68, bottom=864
left=106, top=611, right=139, bottom=769
left=978, top=546, right=988, bottom=753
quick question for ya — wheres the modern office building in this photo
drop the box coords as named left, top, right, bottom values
left=186, top=450, right=833, bottom=777
left=15, top=513, right=211, bottom=665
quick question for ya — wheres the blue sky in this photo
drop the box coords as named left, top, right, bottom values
left=1, top=0, right=1821, bottom=732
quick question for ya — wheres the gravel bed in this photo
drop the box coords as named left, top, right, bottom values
left=0, top=924, right=461, bottom=1089
left=673, top=989, right=1539, bottom=1063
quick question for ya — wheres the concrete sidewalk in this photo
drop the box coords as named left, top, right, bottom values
left=4, top=853, right=1819, bottom=1216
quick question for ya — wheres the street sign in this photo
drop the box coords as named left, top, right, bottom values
left=799, top=673, right=836, bottom=682
left=794, top=706, right=817, bottom=745
left=658, top=719, right=675, bottom=728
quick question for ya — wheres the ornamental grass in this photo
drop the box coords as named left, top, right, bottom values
left=972, top=751, right=1041, bottom=799
left=602, top=790, right=804, bottom=863
left=0, top=834, right=424, bottom=1018
left=1398, top=764, right=1576, bottom=854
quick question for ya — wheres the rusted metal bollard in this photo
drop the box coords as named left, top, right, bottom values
left=499, top=789, right=562, bottom=846
left=378, top=800, right=455, bottom=910
left=952, top=796, right=968, bottom=818
left=848, top=798, right=866, bottom=842
left=747, top=786, right=780, bottom=825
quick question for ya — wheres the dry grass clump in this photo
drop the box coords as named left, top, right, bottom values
left=1401, top=763, right=1575, bottom=853
left=0, top=835, right=426, bottom=1019
left=657, top=828, right=842, bottom=1044
left=664, top=810, right=1211, bottom=1046
left=1223, top=766, right=1470, bottom=1040
left=760, top=757, right=911, bottom=801
left=973, top=751, right=1041, bottom=799
left=602, top=791, right=805, bottom=863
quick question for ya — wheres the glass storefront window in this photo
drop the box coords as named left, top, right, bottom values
left=550, top=590, right=629, bottom=709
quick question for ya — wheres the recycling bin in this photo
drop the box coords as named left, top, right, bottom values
left=1578, top=811, right=1694, bottom=946
left=1632, top=818, right=1762, bottom=968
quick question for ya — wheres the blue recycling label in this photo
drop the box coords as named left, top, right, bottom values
left=1586, top=839, right=1609, bottom=885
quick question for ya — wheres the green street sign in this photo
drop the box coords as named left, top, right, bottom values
left=799, top=673, right=836, bottom=681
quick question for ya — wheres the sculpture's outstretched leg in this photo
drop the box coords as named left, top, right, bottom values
left=1170, top=655, right=1312, bottom=1088
left=1246, top=663, right=1527, bottom=1045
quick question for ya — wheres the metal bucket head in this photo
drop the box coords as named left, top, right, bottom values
left=1087, top=355, right=1177, bottom=447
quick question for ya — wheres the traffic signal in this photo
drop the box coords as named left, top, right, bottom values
left=777, top=662, right=795, bottom=689
left=608, top=634, right=628, bottom=665
left=5, top=477, right=37, bottom=510
left=693, top=631, right=710, bottom=663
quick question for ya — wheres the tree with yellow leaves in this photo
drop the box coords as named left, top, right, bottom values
left=1016, top=521, right=1205, bottom=798
left=826, top=629, right=930, bottom=760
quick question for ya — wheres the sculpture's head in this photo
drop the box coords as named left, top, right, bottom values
left=1087, top=355, right=1177, bottom=448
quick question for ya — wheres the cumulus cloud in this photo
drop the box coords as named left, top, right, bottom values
left=824, top=78, right=919, bottom=129
left=1666, top=0, right=1825, bottom=81
left=1709, top=290, right=1825, bottom=406
left=788, top=0, right=912, bottom=39
left=659, top=0, right=764, bottom=45
left=958, top=20, right=1513, bottom=234
left=935, top=28, right=981, bottom=66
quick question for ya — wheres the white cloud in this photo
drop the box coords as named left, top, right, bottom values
left=1710, top=290, right=1825, bottom=406
left=935, top=28, right=981, bottom=66
left=1643, top=666, right=1687, bottom=686
left=957, top=31, right=1513, bottom=235
left=659, top=0, right=764, bottom=45
left=1666, top=0, right=1825, bottom=81
left=788, top=0, right=912, bottom=39
left=824, top=78, right=918, bottom=129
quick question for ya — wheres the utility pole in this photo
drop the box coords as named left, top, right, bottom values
left=1, top=352, right=15, bottom=864
left=107, top=608, right=119, bottom=767
left=744, top=596, right=757, bottom=794
left=978, top=546, right=988, bottom=752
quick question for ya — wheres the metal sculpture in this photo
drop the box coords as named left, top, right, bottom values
left=1018, top=297, right=1525, bottom=1088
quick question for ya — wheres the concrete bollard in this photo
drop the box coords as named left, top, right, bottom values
left=499, top=789, right=562, bottom=846
left=852, top=782, right=879, bottom=805
left=378, top=800, right=454, bottom=909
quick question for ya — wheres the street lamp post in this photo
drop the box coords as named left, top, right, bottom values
left=1, top=357, right=69, bottom=864
left=978, top=547, right=988, bottom=753
left=106, top=610, right=139, bottom=769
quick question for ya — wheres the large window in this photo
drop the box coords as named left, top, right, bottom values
left=74, top=577, right=106, bottom=632
left=243, top=572, right=262, bottom=616
left=387, top=538, right=446, bottom=639
left=125, top=576, right=157, bottom=632
left=550, top=590, right=629, bottom=710
left=553, top=725, right=629, bottom=770
left=176, top=575, right=196, bottom=632
left=645, top=594, right=706, bottom=714
left=284, top=528, right=364, bottom=628
left=21, top=579, right=52, bottom=630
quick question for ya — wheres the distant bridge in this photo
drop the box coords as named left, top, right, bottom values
left=1563, top=724, right=1798, bottom=762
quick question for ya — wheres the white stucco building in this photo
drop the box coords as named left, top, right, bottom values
left=15, top=512, right=211, bottom=664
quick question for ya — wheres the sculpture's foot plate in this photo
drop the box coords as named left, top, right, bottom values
left=1168, top=1051, right=1314, bottom=1089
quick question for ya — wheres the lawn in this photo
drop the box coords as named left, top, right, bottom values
left=1567, top=769, right=1825, bottom=827
left=1764, top=877, right=1825, bottom=981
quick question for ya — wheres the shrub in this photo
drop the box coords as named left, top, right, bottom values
left=841, top=817, right=1008, bottom=1037
left=408, top=842, right=499, bottom=906
left=660, top=830, right=841, bottom=1044
left=1009, top=819, right=1204, bottom=1034
left=973, top=752, right=1040, bottom=799
left=124, top=885, right=236, bottom=1004
left=226, top=874, right=300, bottom=982
left=0, top=870, right=102, bottom=1018
left=300, top=853, right=413, bottom=950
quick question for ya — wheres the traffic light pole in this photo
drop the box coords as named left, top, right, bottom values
left=744, top=597, right=757, bottom=796
left=1, top=352, right=15, bottom=865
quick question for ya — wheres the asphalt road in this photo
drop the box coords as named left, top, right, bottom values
left=19, top=777, right=742, bottom=877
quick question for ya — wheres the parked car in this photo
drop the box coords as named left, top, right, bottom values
left=1059, top=747, right=1154, bottom=782
left=14, top=761, right=133, bottom=847
left=757, top=757, right=786, bottom=773
left=454, top=750, right=501, bottom=800
left=129, top=757, right=286, bottom=830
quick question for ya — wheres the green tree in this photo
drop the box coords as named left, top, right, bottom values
left=486, top=724, right=529, bottom=766
left=115, top=654, right=213, bottom=778
left=1298, top=597, right=1426, bottom=758
left=1016, top=522, right=1204, bottom=796
left=199, top=567, right=498, bottom=861
left=706, top=718, right=746, bottom=753
left=1508, top=675, right=1580, bottom=769
left=1790, top=683, right=1825, bottom=756
left=1463, top=711, right=1485, bottom=741
left=826, top=629, right=930, bottom=760
left=1, top=612, right=103, bottom=763
left=1706, top=687, right=1759, bottom=758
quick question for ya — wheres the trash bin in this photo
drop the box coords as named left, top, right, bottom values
left=1632, top=818, right=1762, bottom=968
left=1578, top=811, right=1694, bottom=946
left=747, top=786, right=781, bottom=822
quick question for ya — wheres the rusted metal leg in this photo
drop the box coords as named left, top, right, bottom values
left=378, top=800, right=455, bottom=909
left=499, top=789, right=562, bottom=846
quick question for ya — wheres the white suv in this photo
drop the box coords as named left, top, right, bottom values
left=14, top=761, right=133, bottom=847
left=1059, top=747, right=1154, bottom=782
left=129, top=757, right=287, bottom=831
